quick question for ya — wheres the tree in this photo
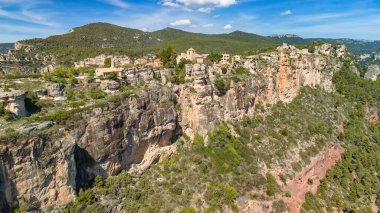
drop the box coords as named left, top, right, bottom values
left=207, top=53, right=222, bottom=63
left=177, top=58, right=192, bottom=70
left=157, top=47, right=177, bottom=68
left=214, top=78, right=230, bottom=95
left=104, top=58, right=112, bottom=68
left=107, top=72, right=118, bottom=81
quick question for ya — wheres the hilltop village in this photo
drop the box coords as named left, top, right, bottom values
left=0, top=47, right=247, bottom=120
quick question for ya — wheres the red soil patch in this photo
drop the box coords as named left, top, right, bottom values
left=283, top=144, right=344, bottom=213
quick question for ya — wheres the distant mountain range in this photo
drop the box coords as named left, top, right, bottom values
left=0, top=43, right=14, bottom=53
left=5, top=22, right=380, bottom=65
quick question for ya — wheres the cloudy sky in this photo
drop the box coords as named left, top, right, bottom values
left=0, top=0, right=379, bottom=42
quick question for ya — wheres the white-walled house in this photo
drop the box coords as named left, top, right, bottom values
left=177, top=48, right=208, bottom=64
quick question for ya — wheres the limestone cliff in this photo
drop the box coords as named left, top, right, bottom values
left=0, top=85, right=180, bottom=211
left=179, top=44, right=346, bottom=135
left=0, top=43, right=348, bottom=211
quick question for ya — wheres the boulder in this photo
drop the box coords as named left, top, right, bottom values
left=47, top=83, right=66, bottom=100
left=100, top=80, right=121, bottom=92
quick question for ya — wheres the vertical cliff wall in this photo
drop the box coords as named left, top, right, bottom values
left=0, top=86, right=181, bottom=210
left=178, top=44, right=346, bottom=135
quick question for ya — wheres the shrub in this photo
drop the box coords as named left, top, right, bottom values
left=205, top=183, right=237, bottom=207
left=307, top=179, right=313, bottom=185
left=104, top=58, right=111, bottom=68
left=107, top=72, right=118, bottom=81
left=272, top=200, right=287, bottom=213
left=214, top=78, right=230, bottom=95
left=0, top=128, right=19, bottom=143
left=88, top=88, right=106, bottom=99
left=221, top=67, right=227, bottom=74
left=180, top=207, right=197, bottom=213
left=234, top=66, right=249, bottom=75
left=266, top=174, right=278, bottom=196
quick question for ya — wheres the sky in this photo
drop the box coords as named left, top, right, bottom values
left=0, top=0, right=380, bottom=43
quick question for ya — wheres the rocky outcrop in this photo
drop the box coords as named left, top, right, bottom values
left=179, top=44, right=346, bottom=135
left=100, top=80, right=121, bottom=92
left=0, top=89, right=27, bottom=118
left=0, top=85, right=181, bottom=211
left=0, top=43, right=348, bottom=211
left=47, top=83, right=66, bottom=100
left=365, top=64, right=380, bottom=81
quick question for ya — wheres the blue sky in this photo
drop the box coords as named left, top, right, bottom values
left=0, top=0, right=379, bottom=43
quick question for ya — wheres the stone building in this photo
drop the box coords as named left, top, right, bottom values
left=95, top=58, right=124, bottom=78
left=221, top=53, right=230, bottom=64
left=177, top=48, right=208, bottom=64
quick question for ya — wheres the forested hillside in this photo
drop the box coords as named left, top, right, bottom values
left=10, top=22, right=380, bottom=66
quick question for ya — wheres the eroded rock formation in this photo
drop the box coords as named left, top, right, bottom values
left=0, top=43, right=348, bottom=211
left=0, top=85, right=181, bottom=211
left=179, top=44, right=346, bottom=135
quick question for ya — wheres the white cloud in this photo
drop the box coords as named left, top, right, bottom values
left=281, top=10, right=292, bottom=16
left=170, top=19, right=192, bottom=26
left=198, top=7, right=213, bottom=13
left=224, top=24, right=233, bottom=29
left=161, top=0, right=236, bottom=12
left=190, top=23, right=214, bottom=28
left=162, top=1, right=181, bottom=7
left=104, top=0, right=129, bottom=9
left=202, top=23, right=214, bottom=27
left=0, top=4, right=59, bottom=27
left=176, top=0, right=236, bottom=7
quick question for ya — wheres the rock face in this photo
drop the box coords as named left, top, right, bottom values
left=100, top=80, right=121, bottom=92
left=179, top=44, right=345, bottom=135
left=0, top=90, right=27, bottom=118
left=0, top=85, right=181, bottom=211
left=46, top=83, right=66, bottom=100
left=0, top=43, right=347, bottom=211
left=365, top=64, right=380, bottom=81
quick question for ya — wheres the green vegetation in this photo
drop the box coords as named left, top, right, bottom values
left=233, top=66, right=249, bottom=75
left=106, top=71, right=118, bottom=81
left=0, top=102, right=13, bottom=121
left=14, top=23, right=279, bottom=66
left=206, top=53, right=222, bottom=63
left=169, top=58, right=192, bottom=85
left=43, top=67, right=95, bottom=84
left=333, top=62, right=380, bottom=104
left=214, top=77, right=230, bottom=95
left=64, top=84, right=352, bottom=212
left=301, top=62, right=380, bottom=212
left=157, top=47, right=177, bottom=68
left=104, top=57, right=111, bottom=68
